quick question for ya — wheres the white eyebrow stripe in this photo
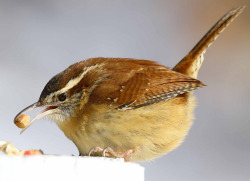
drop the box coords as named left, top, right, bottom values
left=59, top=64, right=102, bottom=94
left=45, top=63, right=103, bottom=102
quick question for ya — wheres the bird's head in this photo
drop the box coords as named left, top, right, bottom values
left=14, top=60, right=105, bottom=133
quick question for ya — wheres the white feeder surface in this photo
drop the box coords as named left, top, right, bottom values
left=0, top=155, right=144, bottom=181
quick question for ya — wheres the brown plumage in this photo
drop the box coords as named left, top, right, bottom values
left=14, top=6, right=245, bottom=162
left=173, top=6, right=245, bottom=79
left=85, top=58, right=204, bottom=109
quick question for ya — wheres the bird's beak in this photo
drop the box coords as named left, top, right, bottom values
left=14, top=102, right=58, bottom=134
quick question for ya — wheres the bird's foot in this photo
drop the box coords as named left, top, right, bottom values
left=88, top=146, right=134, bottom=162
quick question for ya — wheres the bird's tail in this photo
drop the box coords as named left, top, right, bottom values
left=173, top=6, right=245, bottom=79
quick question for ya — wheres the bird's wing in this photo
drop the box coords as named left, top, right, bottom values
left=89, top=59, right=204, bottom=110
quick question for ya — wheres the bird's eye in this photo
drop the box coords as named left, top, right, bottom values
left=58, top=93, right=67, bottom=102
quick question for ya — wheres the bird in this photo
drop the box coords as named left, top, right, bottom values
left=14, top=6, right=245, bottom=162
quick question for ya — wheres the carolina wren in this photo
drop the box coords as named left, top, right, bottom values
left=14, top=7, right=244, bottom=162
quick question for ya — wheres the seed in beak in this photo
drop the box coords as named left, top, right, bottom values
left=14, top=114, right=30, bottom=128
left=14, top=102, right=59, bottom=134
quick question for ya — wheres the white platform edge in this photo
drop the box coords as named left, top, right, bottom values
left=0, top=155, right=144, bottom=181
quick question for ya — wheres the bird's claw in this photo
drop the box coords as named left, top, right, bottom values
left=88, top=146, right=134, bottom=162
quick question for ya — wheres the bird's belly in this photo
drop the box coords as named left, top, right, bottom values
left=62, top=96, right=196, bottom=162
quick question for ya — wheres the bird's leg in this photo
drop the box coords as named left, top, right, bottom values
left=88, top=146, right=134, bottom=162
left=102, top=147, right=134, bottom=162
left=88, top=146, right=104, bottom=156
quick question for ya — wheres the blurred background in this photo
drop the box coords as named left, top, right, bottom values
left=1, top=0, right=249, bottom=180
